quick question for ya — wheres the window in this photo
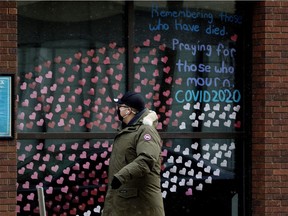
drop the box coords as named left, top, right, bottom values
left=17, top=1, right=251, bottom=215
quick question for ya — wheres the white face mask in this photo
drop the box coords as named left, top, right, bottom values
left=117, top=105, right=130, bottom=121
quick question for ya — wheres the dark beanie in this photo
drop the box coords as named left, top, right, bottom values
left=116, top=91, right=146, bottom=111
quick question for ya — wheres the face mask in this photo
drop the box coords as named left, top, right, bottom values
left=117, top=108, right=123, bottom=121
left=117, top=107, right=130, bottom=122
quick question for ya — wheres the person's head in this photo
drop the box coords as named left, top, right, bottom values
left=115, top=91, right=145, bottom=123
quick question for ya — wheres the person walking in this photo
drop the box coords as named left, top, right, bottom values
left=102, top=91, right=165, bottom=216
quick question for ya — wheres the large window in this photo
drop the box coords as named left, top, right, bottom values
left=17, top=1, right=252, bottom=216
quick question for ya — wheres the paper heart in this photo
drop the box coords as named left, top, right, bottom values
left=84, top=65, right=92, bottom=73
left=165, top=77, right=172, bottom=84
left=134, top=47, right=140, bottom=53
left=56, top=177, right=64, bottom=185
left=116, top=63, right=123, bottom=71
left=35, top=76, right=43, bottom=83
left=34, top=65, right=42, bottom=73
left=56, top=153, right=63, bottom=161
left=83, top=99, right=91, bottom=106
left=81, top=57, right=89, bottom=64
left=61, top=186, right=69, bottom=193
left=20, top=82, right=27, bottom=90
left=96, top=163, right=102, bottom=170
left=46, top=96, right=54, bottom=104
left=185, top=160, right=192, bottom=167
left=43, top=60, right=51, bottom=68
left=142, top=56, right=149, bottom=63
left=134, top=85, right=141, bottom=93
left=179, top=122, right=186, bottom=130
left=44, top=175, right=53, bottom=183
left=179, top=168, right=186, bottom=175
left=23, top=204, right=31, bottom=211
left=112, top=83, right=119, bottom=90
left=153, top=84, right=160, bottom=91
left=204, top=120, right=211, bottom=127
left=118, top=47, right=125, bottom=53
left=28, top=81, right=37, bottom=89
left=103, top=57, right=110, bottom=64
left=161, top=56, right=168, bottom=64
left=98, top=87, right=106, bottom=95
left=83, top=162, right=90, bottom=169
left=91, top=76, right=99, bottom=84
left=197, top=160, right=204, bottom=168
left=42, top=154, right=51, bottom=162
left=175, top=110, right=182, bottom=117
left=165, top=110, right=172, bottom=117
left=141, top=78, right=148, bottom=85
left=153, top=69, right=159, bottom=76
left=33, top=153, right=40, bottom=161
left=159, top=44, right=166, bottom=51
left=54, top=56, right=62, bottom=64
left=58, top=66, right=66, bottom=74
left=231, top=34, right=238, bottom=42
left=149, top=48, right=156, bottom=55
left=56, top=77, right=65, bottom=84
left=163, top=66, right=170, bottom=74
left=98, top=47, right=106, bottom=55
left=133, top=57, right=140, bottom=64
left=162, top=191, right=167, bottom=198
left=90, top=153, right=98, bottom=161
left=18, top=167, right=25, bottom=175
left=224, top=120, right=231, bottom=127
left=87, top=49, right=95, bottom=56
left=185, top=188, right=192, bottom=196
left=187, top=169, right=194, bottom=176
left=153, top=34, right=161, bottom=41
left=40, top=86, right=48, bottom=94
left=213, top=169, right=220, bottom=176
left=74, top=52, right=82, bottom=60
left=151, top=57, right=158, bottom=65
left=72, top=65, right=80, bottom=72
left=65, top=57, right=72, bottom=65
left=143, top=39, right=150, bottom=46
left=106, top=68, right=114, bottom=76
left=74, top=88, right=82, bottom=95
left=166, top=98, right=173, bottom=105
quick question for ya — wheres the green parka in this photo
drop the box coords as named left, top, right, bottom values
left=102, top=109, right=165, bottom=216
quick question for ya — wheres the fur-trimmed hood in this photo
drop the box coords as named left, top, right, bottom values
left=142, top=110, right=158, bottom=127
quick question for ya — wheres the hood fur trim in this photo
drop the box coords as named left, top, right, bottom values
left=143, top=110, right=158, bottom=126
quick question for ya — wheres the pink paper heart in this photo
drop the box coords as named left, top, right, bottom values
left=143, top=39, right=150, bottom=46
left=154, top=34, right=161, bottom=41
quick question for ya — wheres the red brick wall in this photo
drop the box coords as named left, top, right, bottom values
left=252, top=1, right=288, bottom=216
left=0, top=1, right=17, bottom=216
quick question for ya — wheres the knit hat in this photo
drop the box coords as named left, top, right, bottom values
left=114, top=91, right=146, bottom=111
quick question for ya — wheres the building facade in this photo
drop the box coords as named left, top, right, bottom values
left=0, top=1, right=287, bottom=216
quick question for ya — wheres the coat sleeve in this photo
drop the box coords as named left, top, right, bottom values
left=114, top=126, right=161, bottom=184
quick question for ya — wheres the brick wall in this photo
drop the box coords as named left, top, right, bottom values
left=252, top=1, right=288, bottom=216
left=0, top=1, right=17, bottom=216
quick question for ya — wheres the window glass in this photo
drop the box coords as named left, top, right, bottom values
left=134, top=2, right=245, bottom=133
left=17, top=139, right=112, bottom=215
left=132, top=2, right=249, bottom=215
left=161, top=138, right=239, bottom=215
left=17, top=1, right=126, bottom=133
left=16, top=1, right=250, bottom=216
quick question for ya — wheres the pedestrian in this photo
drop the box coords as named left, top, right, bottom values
left=102, top=91, right=165, bottom=216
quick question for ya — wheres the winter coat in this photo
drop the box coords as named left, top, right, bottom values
left=102, top=109, right=165, bottom=216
